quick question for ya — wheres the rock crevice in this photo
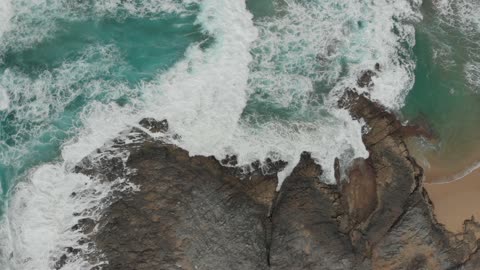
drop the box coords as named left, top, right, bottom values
left=63, top=91, right=480, bottom=270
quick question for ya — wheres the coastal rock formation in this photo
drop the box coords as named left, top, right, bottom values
left=357, top=70, right=377, bottom=88
left=338, top=90, right=480, bottom=269
left=65, top=91, right=480, bottom=269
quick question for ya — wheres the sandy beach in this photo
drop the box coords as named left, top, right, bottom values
left=424, top=166, right=480, bottom=233
left=422, top=157, right=480, bottom=233
left=406, top=137, right=480, bottom=233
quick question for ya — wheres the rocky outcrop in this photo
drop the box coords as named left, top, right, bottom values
left=338, top=90, right=480, bottom=269
left=357, top=70, right=377, bottom=88
left=66, top=91, right=480, bottom=269
left=94, top=143, right=275, bottom=270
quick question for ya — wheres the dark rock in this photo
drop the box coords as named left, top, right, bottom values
left=263, top=157, right=288, bottom=175
left=400, top=114, right=437, bottom=140
left=71, top=89, right=480, bottom=269
left=339, top=89, right=480, bottom=268
left=251, top=160, right=261, bottom=170
left=342, top=158, right=377, bottom=226
left=66, top=247, right=81, bottom=256
left=221, top=154, right=238, bottom=166
left=71, top=218, right=95, bottom=234
left=460, top=248, right=480, bottom=270
left=77, top=238, right=88, bottom=245
left=269, top=153, right=362, bottom=270
left=53, top=247, right=82, bottom=270
left=139, top=118, right=169, bottom=133
left=334, top=157, right=341, bottom=184
left=234, top=158, right=288, bottom=178
left=357, top=70, right=377, bottom=88
left=86, top=142, right=277, bottom=270
left=289, top=151, right=322, bottom=178
left=54, top=254, right=68, bottom=270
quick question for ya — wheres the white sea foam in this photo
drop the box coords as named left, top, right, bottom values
left=90, top=0, right=198, bottom=17
left=0, top=0, right=422, bottom=268
left=0, top=100, right=140, bottom=269
left=329, top=0, right=421, bottom=110
left=0, top=0, right=12, bottom=58
left=0, top=86, right=8, bottom=111
left=465, top=61, right=480, bottom=91
left=0, top=0, right=197, bottom=52
left=139, top=0, right=421, bottom=185
left=434, top=0, right=480, bottom=33
left=433, top=0, right=480, bottom=92
left=432, top=160, right=480, bottom=184
left=0, top=166, right=112, bottom=269
left=0, top=45, right=130, bottom=169
left=0, top=45, right=139, bottom=268
left=0, top=0, right=12, bottom=38
left=137, top=0, right=369, bottom=184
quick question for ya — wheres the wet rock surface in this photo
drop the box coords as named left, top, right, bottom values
left=338, top=90, right=480, bottom=270
left=357, top=70, right=377, bottom=88
left=139, top=118, right=169, bottom=133
left=67, top=94, right=480, bottom=269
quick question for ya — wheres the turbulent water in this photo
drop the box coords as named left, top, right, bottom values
left=0, top=0, right=478, bottom=269
left=402, top=0, right=480, bottom=178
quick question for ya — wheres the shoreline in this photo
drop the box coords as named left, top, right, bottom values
left=407, top=136, right=480, bottom=233
left=424, top=165, right=480, bottom=233
left=407, top=136, right=480, bottom=184
left=68, top=90, right=480, bottom=269
left=427, top=161, right=480, bottom=185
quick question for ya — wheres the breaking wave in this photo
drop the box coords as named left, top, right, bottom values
left=0, top=0, right=422, bottom=268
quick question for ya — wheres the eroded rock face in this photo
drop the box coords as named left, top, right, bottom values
left=339, top=90, right=480, bottom=270
left=342, top=158, right=377, bottom=225
left=87, top=140, right=277, bottom=270
left=357, top=70, right=377, bottom=88
left=268, top=153, right=366, bottom=270
left=67, top=91, right=480, bottom=270
left=139, top=118, right=169, bottom=133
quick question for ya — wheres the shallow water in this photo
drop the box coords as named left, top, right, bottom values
left=402, top=0, right=480, bottom=181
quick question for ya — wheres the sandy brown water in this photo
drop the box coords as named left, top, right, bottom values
left=409, top=139, right=480, bottom=233
left=424, top=167, right=480, bottom=233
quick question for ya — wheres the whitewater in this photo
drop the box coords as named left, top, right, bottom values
left=0, top=0, right=425, bottom=269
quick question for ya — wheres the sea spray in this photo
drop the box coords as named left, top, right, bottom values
left=0, top=0, right=12, bottom=41
left=0, top=1, right=201, bottom=268
left=0, top=99, right=143, bottom=269
left=0, top=86, right=8, bottom=111
left=434, top=0, right=480, bottom=92
left=0, top=0, right=424, bottom=268
left=401, top=0, right=480, bottom=180
left=434, top=0, right=480, bottom=33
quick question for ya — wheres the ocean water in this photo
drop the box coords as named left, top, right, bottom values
left=402, top=0, right=480, bottom=180
left=2, top=0, right=477, bottom=269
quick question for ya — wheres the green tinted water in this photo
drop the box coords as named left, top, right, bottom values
left=0, top=0, right=478, bottom=215
left=402, top=0, right=480, bottom=169
left=1, top=1, right=479, bottom=266
left=0, top=11, right=204, bottom=211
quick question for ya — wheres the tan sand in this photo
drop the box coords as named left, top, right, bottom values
left=424, top=166, right=480, bottom=233
left=406, top=137, right=480, bottom=233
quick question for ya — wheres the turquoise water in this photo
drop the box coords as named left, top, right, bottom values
left=0, top=0, right=478, bottom=268
left=402, top=0, right=480, bottom=170
left=0, top=9, right=205, bottom=213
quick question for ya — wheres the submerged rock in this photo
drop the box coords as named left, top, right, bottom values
left=66, top=93, right=480, bottom=269
left=357, top=70, right=377, bottom=88
left=71, top=218, right=95, bottom=234
left=139, top=118, right=169, bottom=133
